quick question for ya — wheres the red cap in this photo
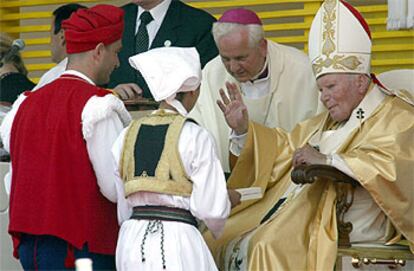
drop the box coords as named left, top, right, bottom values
left=62, top=4, right=124, bottom=54
left=340, top=0, right=371, bottom=39
left=218, top=8, right=262, bottom=25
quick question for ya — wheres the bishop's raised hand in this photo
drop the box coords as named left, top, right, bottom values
left=216, top=82, right=249, bottom=135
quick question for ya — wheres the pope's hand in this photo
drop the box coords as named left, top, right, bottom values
left=292, top=144, right=328, bottom=167
left=216, top=82, right=249, bottom=135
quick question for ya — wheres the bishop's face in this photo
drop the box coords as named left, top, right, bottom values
left=218, top=29, right=267, bottom=83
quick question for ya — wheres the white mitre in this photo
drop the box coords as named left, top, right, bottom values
left=308, top=0, right=372, bottom=78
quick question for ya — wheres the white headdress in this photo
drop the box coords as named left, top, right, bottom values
left=129, top=47, right=201, bottom=115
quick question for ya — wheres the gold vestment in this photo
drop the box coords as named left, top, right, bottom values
left=205, top=93, right=414, bottom=270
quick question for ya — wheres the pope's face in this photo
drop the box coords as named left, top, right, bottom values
left=218, top=29, right=267, bottom=83
left=318, top=73, right=364, bottom=122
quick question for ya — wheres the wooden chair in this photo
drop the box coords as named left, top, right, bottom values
left=123, top=97, right=159, bottom=120
left=291, top=165, right=414, bottom=270
left=123, top=97, right=159, bottom=111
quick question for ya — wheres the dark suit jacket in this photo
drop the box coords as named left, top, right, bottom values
left=0, top=73, right=35, bottom=104
left=109, top=0, right=218, bottom=98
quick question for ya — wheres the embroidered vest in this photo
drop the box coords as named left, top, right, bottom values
left=120, top=110, right=193, bottom=197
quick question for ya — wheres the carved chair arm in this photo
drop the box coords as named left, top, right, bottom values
left=291, top=164, right=359, bottom=248
left=291, top=164, right=358, bottom=187
left=124, top=98, right=159, bottom=111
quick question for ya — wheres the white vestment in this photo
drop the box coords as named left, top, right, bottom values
left=112, top=110, right=231, bottom=271
left=190, top=41, right=322, bottom=171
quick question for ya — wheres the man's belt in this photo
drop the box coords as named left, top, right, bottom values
left=131, top=205, right=198, bottom=227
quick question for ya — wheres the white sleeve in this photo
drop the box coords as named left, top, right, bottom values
left=0, top=94, right=27, bottom=194
left=180, top=122, right=231, bottom=239
left=111, top=128, right=133, bottom=224
left=0, top=93, right=27, bottom=152
left=3, top=164, right=12, bottom=195
left=229, top=131, right=247, bottom=157
left=82, top=95, right=131, bottom=203
left=331, top=154, right=358, bottom=180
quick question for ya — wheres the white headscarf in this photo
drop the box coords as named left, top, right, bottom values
left=129, top=47, right=201, bottom=116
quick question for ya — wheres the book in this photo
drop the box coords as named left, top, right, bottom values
left=235, top=187, right=263, bottom=201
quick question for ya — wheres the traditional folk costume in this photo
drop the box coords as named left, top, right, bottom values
left=112, top=47, right=231, bottom=271
left=0, top=5, right=131, bottom=269
left=204, top=1, right=414, bottom=270
left=189, top=9, right=322, bottom=172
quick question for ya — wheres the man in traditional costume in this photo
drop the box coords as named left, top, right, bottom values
left=0, top=5, right=131, bottom=270
left=206, top=1, right=414, bottom=270
left=189, top=8, right=322, bottom=172
left=32, top=4, right=86, bottom=91
left=110, top=47, right=239, bottom=271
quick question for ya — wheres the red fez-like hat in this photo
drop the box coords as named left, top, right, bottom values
left=62, top=4, right=124, bottom=54
left=218, top=8, right=262, bottom=25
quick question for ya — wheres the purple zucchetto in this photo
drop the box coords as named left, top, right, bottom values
left=218, top=8, right=262, bottom=25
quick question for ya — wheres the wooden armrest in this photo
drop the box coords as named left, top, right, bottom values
left=292, top=164, right=359, bottom=248
left=124, top=98, right=159, bottom=111
left=0, top=102, right=12, bottom=107
left=291, top=164, right=358, bottom=186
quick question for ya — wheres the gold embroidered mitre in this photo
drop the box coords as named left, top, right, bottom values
left=308, top=0, right=372, bottom=79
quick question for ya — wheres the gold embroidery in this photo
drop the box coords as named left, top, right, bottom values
left=321, top=0, right=336, bottom=56
left=119, top=110, right=193, bottom=197
left=119, top=119, right=141, bottom=182
left=313, top=55, right=362, bottom=75
left=312, top=0, right=363, bottom=74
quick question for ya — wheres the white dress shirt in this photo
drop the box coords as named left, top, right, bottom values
left=135, top=0, right=172, bottom=47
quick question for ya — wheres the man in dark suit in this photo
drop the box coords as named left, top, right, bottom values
left=109, top=0, right=218, bottom=99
